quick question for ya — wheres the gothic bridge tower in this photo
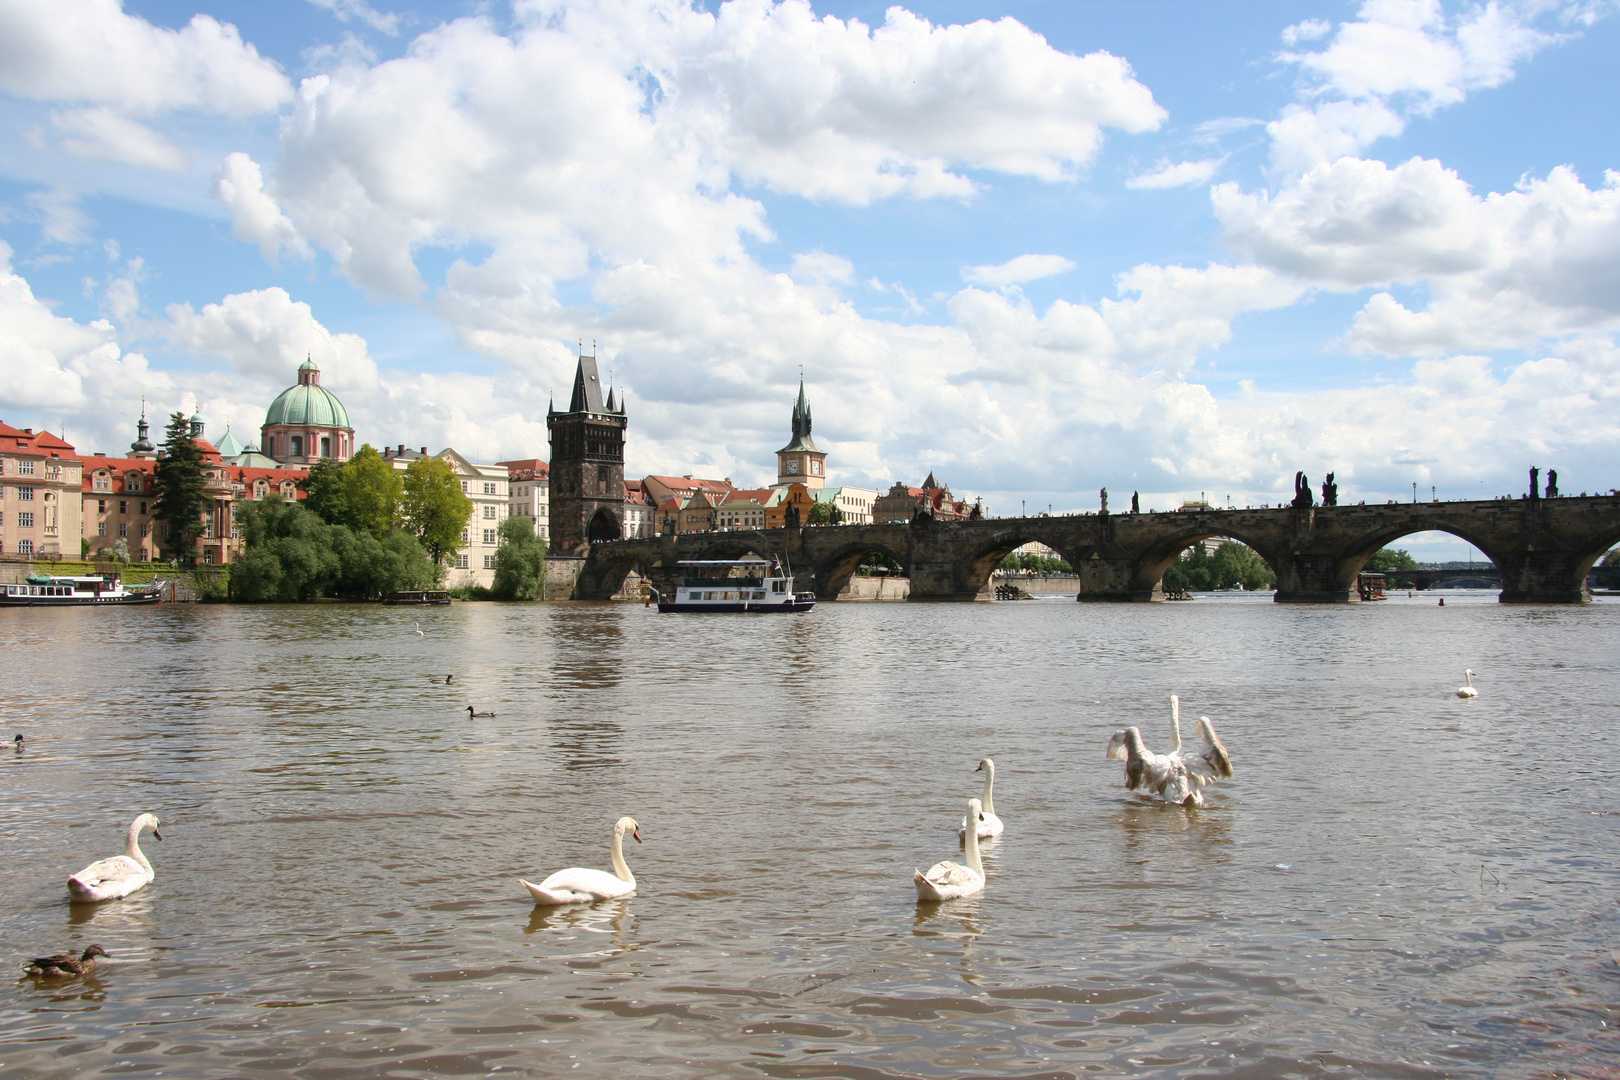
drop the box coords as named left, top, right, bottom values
left=547, top=350, right=627, bottom=552
left=775, top=378, right=827, bottom=488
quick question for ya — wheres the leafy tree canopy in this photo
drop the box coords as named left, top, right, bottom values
left=1365, top=547, right=1420, bottom=572
left=1163, top=539, right=1277, bottom=592
left=233, top=497, right=438, bottom=602
left=998, top=551, right=1073, bottom=573
left=302, top=445, right=402, bottom=540
left=806, top=499, right=844, bottom=525
left=153, top=411, right=209, bottom=566
left=401, top=457, right=473, bottom=565
left=491, top=516, right=549, bottom=600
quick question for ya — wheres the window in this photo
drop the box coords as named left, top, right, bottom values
left=140, top=523, right=149, bottom=537
left=483, top=555, right=495, bottom=569
left=119, top=523, right=128, bottom=538
left=160, top=523, right=170, bottom=538
left=483, top=482, right=496, bottom=495
left=290, top=435, right=304, bottom=457
left=204, top=549, right=215, bottom=564
left=119, top=500, right=127, bottom=514
left=482, top=528, right=496, bottom=544
left=461, top=481, right=468, bottom=492
left=18, top=539, right=32, bottom=555
left=98, top=499, right=106, bottom=512
left=18, top=461, right=34, bottom=475
left=97, top=522, right=106, bottom=536
left=482, top=505, right=496, bottom=519
left=457, top=554, right=469, bottom=569
left=19, top=512, right=34, bottom=528
left=94, top=473, right=110, bottom=491
left=140, top=502, right=147, bottom=514
left=461, top=529, right=469, bottom=542
left=320, top=436, right=331, bottom=458
left=45, top=464, right=60, bottom=479
left=18, top=487, right=33, bottom=501
left=126, top=476, right=141, bottom=493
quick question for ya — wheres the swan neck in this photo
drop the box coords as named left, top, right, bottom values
left=126, top=819, right=152, bottom=874
left=1169, top=696, right=1182, bottom=752
left=980, top=762, right=996, bottom=816
left=610, top=826, right=633, bottom=884
left=963, top=810, right=982, bottom=875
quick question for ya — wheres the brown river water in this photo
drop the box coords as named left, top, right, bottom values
left=2, top=591, right=1618, bottom=1079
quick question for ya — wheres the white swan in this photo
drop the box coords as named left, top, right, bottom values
left=958, top=758, right=1005, bottom=839
left=413, top=621, right=424, bottom=637
left=917, top=798, right=985, bottom=901
left=1107, top=727, right=1204, bottom=806
left=1165, top=695, right=1234, bottom=794
left=68, top=813, right=161, bottom=902
left=1458, top=669, right=1478, bottom=698
left=521, top=816, right=641, bottom=905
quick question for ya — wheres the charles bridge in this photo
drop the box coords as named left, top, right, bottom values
left=553, top=494, right=1620, bottom=604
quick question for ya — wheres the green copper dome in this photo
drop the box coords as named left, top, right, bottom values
left=264, top=379, right=351, bottom=429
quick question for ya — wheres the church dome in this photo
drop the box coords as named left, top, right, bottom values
left=263, top=360, right=351, bottom=429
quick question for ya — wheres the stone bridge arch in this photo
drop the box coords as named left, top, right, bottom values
left=807, top=538, right=912, bottom=600
left=956, top=526, right=1083, bottom=598
left=575, top=545, right=656, bottom=600
left=1129, top=525, right=1283, bottom=598
left=1330, top=520, right=1502, bottom=598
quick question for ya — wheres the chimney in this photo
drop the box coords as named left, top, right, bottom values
left=398, top=444, right=405, bottom=454
left=24, top=428, right=32, bottom=434
left=420, top=447, right=427, bottom=455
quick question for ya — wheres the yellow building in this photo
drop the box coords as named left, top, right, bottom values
left=0, top=422, right=81, bottom=558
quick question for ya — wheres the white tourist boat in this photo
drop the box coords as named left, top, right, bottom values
left=655, top=558, right=815, bottom=613
left=0, top=574, right=163, bottom=606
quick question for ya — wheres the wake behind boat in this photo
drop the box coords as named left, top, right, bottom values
left=0, top=574, right=163, bottom=606
left=655, top=558, right=815, bottom=614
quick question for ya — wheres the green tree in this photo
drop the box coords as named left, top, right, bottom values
left=300, top=459, right=351, bottom=527
left=1365, top=547, right=1420, bottom=572
left=806, top=499, right=845, bottom=526
left=341, top=445, right=403, bottom=539
left=400, top=457, right=473, bottom=565
left=153, top=411, right=209, bottom=566
left=997, top=551, right=1073, bottom=573
left=1163, top=540, right=1275, bottom=592
left=233, top=497, right=437, bottom=602
left=491, top=516, right=549, bottom=599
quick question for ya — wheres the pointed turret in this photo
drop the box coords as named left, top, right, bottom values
left=606, top=385, right=617, bottom=412
left=568, top=351, right=606, bottom=413
left=922, top=471, right=940, bottom=490
left=130, top=398, right=155, bottom=456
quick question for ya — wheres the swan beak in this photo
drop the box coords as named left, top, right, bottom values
left=632, top=830, right=642, bottom=843
left=974, top=762, right=983, bottom=772
left=152, top=829, right=162, bottom=841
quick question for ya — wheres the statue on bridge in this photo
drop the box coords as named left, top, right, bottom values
left=1321, top=472, right=1338, bottom=507
left=1546, top=469, right=1559, bottom=498
left=1292, top=471, right=1315, bottom=509
left=1099, top=487, right=1108, bottom=514
left=1131, top=491, right=1140, bottom=514
left=785, top=503, right=801, bottom=531
left=1530, top=466, right=1540, bottom=502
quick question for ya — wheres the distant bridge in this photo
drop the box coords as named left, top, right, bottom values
left=1372, top=567, right=1504, bottom=590
left=555, top=495, right=1620, bottom=604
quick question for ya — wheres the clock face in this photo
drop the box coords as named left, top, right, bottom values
left=810, top=460, right=820, bottom=474
left=787, top=460, right=800, bottom=474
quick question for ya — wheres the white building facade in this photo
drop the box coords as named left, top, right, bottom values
left=383, top=445, right=509, bottom=589
left=499, top=459, right=549, bottom=541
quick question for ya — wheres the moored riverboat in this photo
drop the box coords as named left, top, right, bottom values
left=383, top=590, right=452, bottom=605
left=655, top=558, right=815, bottom=613
left=0, top=574, right=163, bottom=606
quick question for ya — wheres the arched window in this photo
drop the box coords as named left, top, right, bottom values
left=93, top=472, right=111, bottom=492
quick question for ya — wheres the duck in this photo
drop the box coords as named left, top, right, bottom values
left=1165, top=695, right=1234, bottom=794
left=521, top=816, right=641, bottom=905
left=958, top=758, right=1005, bottom=839
left=1458, top=669, right=1478, bottom=698
left=466, top=705, right=495, bottom=718
left=13, top=732, right=21, bottom=752
left=430, top=674, right=453, bottom=685
left=917, top=798, right=986, bottom=901
left=68, top=813, right=161, bottom=902
left=24, top=944, right=108, bottom=978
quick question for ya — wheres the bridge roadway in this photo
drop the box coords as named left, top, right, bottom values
left=560, top=494, right=1620, bottom=604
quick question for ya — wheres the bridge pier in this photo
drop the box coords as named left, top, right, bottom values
left=1271, top=551, right=1357, bottom=604
left=1075, top=556, right=1155, bottom=602
left=1496, top=547, right=1591, bottom=603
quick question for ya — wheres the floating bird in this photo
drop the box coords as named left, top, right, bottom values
left=413, top=621, right=424, bottom=637
left=917, top=798, right=986, bottom=901
left=1165, top=695, right=1234, bottom=795
left=13, top=733, right=21, bottom=752
left=430, top=674, right=453, bottom=684
left=1109, top=726, right=1213, bottom=807
left=24, top=944, right=108, bottom=979
left=521, top=816, right=641, bottom=905
left=68, top=814, right=161, bottom=902
left=466, top=705, right=495, bottom=718
left=959, top=758, right=1005, bottom=840
left=1458, top=669, right=1478, bottom=698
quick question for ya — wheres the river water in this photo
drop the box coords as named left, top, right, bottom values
left=2, top=592, right=1618, bottom=1079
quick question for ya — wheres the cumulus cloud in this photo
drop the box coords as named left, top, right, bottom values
left=25, top=187, right=94, bottom=245
left=215, top=153, right=312, bottom=261
left=164, top=287, right=379, bottom=392
left=1216, top=159, right=1620, bottom=354
left=1126, top=158, right=1223, bottom=189
left=962, top=254, right=1076, bottom=287
left=51, top=107, right=186, bottom=170
left=0, top=0, right=292, bottom=115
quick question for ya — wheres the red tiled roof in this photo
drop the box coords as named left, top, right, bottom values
left=646, top=474, right=732, bottom=494
left=498, top=458, right=549, bottom=477
left=721, top=488, right=773, bottom=505
left=0, top=422, right=80, bottom=459
left=625, top=487, right=653, bottom=506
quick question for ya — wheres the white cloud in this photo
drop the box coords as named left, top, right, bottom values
left=164, top=287, right=379, bottom=392
left=51, top=107, right=186, bottom=170
left=215, top=153, right=312, bottom=261
left=25, top=187, right=93, bottom=245
left=1216, top=159, right=1620, bottom=354
left=791, top=250, right=855, bottom=286
left=308, top=0, right=401, bottom=36
left=0, top=0, right=292, bottom=116
left=1126, top=157, right=1223, bottom=189
left=1281, top=18, right=1332, bottom=46
left=963, top=254, right=1076, bottom=287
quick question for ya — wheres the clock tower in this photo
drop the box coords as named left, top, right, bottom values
left=775, top=378, right=826, bottom=489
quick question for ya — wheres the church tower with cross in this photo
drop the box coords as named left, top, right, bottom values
left=774, top=377, right=827, bottom=489
left=547, top=347, right=628, bottom=552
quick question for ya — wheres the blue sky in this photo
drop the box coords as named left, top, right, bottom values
left=2, top=0, right=1618, bottom=560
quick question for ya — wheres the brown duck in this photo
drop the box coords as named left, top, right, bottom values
left=24, top=944, right=108, bottom=978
